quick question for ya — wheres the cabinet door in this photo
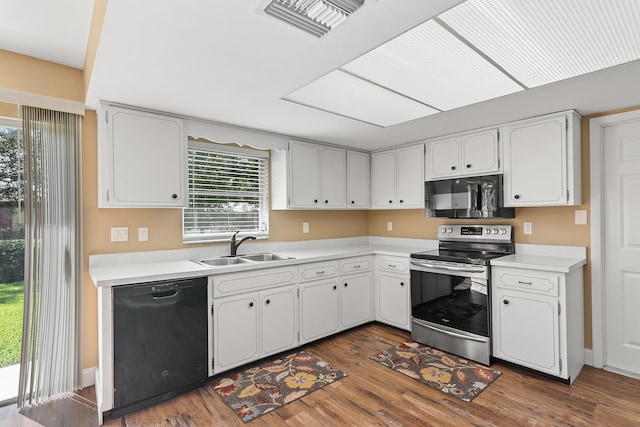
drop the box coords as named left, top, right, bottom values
left=376, top=273, right=410, bottom=330
left=493, top=292, right=560, bottom=376
left=289, top=141, right=320, bottom=208
left=213, top=294, right=259, bottom=373
left=429, top=138, right=460, bottom=179
left=320, top=146, right=346, bottom=208
left=503, top=116, right=568, bottom=206
left=461, top=129, right=499, bottom=175
left=347, top=150, right=370, bottom=208
left=397, top=144, right=424, bottom=208
left=340, top=274, right=373, bottom=328
left=100, top=105, right=186, bottom=207
left=299, top=280, right=339, bottom=344
left=371, top=150, right=396, bottom=208
left=261, top=286, right=298, bottom=356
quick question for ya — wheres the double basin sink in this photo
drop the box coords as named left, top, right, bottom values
left=193, top=253, right=295, bottom=267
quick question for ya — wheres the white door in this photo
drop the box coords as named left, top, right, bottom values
left=299, top=280, right=339, bottom=343
left=603, top=117, right=640, bottom=375
left=213, top=294, right=259, bottom=372
left=462, top=129, right=499, bottom=175
left=346, top=150, right=370, bottom=208
left=340, top=274, right=372, bottom=328
left=372, top=150, right=396, bottom=208
left=430, top=138, right=460, bottom=178
left=376, top=273, right=410, bottom=330
left=260, top=286, right=297, bottom=356
left=289, top=141, right=320, bottom=208
left=396, top=144, right=424, bottom=208
left=320, top=146, right=346, bottom=208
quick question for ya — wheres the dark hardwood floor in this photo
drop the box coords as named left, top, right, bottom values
left=3, top=323, right=640, bottom=426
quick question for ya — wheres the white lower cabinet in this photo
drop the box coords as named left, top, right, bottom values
left=491, top=265, right=584, bottom=383
left=299, top=279, right=340, bottom=344
left=375, top=255, right=411, bottom=331
left=213, top=285, right=297, bottom=374
left=339, top=256, right=373, bottom=328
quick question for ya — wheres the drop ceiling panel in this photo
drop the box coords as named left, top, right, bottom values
left=440, top=0, right=640, bottom=88
left=342, top=19, right=523, bottom=111
left=285, top=69, right=439, bottom=127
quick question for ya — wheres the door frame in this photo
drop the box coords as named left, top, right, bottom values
left=589, top=108, right=640, bottom=369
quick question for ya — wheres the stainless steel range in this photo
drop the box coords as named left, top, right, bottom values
left=410, top=224, right=514, bottom=365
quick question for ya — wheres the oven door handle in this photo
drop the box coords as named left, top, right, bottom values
left=419, top=322, right=488, bottom=343
left=410, top=260, right=485, bottom=273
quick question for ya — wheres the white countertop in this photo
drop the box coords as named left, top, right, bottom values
left=491, top=254, right=586, bottom=273
left=89, top=237, right=434, bottom=288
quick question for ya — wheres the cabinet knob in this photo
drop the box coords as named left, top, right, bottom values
left=514, top=194, right=520, bottom=200
left=333, top=285, right=337, bottom=290
left=324, top=200, right=328, bottom=204
left=503, top=300, right=509, bottom=305
left=249, top=302, right=254, bottom=307
left=171, top=193, right=178, bottom=199
left=400, top=282, right=405, bottom=286
left=451, top=166, right=456, bottom=171
left=351, top=200, right=355, bottom=204
left=466, top=164, right=471, bottom=169
left=399, top=200, right=404, bottom=203
left=389, top=200, right=393, bottom=204
left=314, top=199, right=318, bottom=203
left=344, top=283, right=348, bottom=287
left=265, top=299, right=271, bottom=305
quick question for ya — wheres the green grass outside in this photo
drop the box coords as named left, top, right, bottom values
left=0, top=282, right=23, bottom=368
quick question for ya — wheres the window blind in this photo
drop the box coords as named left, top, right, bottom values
left=183, top=143, right=269, bottom=242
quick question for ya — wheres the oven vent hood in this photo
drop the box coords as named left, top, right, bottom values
left=263, top=0, right=365, bottom=38
left=425, top=174, right=515, bottom=219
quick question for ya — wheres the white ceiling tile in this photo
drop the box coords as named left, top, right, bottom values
left=342, top=19, right=523, bottom=111
left=285, top=69, right=439, bottom=127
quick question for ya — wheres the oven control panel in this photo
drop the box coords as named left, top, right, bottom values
left=438, top=224, right=512, bottom=241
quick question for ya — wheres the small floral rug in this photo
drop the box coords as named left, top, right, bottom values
left=370, top=341, right=501, bottom=402
left=210, top=351, right=347, bottom=422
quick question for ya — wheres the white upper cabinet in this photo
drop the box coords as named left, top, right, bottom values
left=271, top=140, right=346, bottom=209
left=427, top=128, right=499, bottom=180
left=97, top=103, right=187, bottom=208
left=502, top=111, right=581, bottom=207
left=346, top=150, right=370, bottom=209
left=371, top=143, right=424, bottom=209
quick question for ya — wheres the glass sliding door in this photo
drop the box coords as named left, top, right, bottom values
left=0, top=124, right=24, bottom=406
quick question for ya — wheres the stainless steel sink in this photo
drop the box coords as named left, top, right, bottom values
left=194, top=257, right=252, bottom=267
left=239, top=253, right=295, bottom=262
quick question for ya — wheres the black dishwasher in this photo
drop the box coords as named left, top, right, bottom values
left=112, top=276, right=208, bottom=418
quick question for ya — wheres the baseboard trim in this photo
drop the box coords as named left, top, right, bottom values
left=81, top=367, right=96, bottom=389
left=584, top=348, right=593, bottom=367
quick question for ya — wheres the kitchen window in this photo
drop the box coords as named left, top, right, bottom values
left=183, top=141, right=269, bottom=242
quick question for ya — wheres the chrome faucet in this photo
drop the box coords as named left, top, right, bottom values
left=230, top=230, right=256, bottom=256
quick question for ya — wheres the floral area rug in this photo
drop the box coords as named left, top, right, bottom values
left=370, top=341, right=501, bottom=402
left=210, top=351, right=347, bottom=422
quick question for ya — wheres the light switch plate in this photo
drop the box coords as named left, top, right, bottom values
left=523, top=222, right=532, bottom=235
left=575, top=210, right=588, bottom=225
left=111, top=227, right=128, bottom=242
left=138, top=227, right=149, bottom=241
left=302, top=222, right=309, bottom=233
left=387, top=222, right=393, bottom=231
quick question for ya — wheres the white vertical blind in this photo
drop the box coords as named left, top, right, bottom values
left=18, top=106, right=82, bottom=407
left=183, top=142, right=269, bottom=242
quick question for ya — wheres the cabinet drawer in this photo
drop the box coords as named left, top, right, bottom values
left=212, top=266, right=296, bottom=298
left=493, top=267, right=559, bottom=297
left=298, top=261, right=339, bottom=283
left=376, top=256, right=409, bottom=274
left=340, top=256, right=372, bottom=275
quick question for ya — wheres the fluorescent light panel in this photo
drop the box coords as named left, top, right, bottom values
left=285, top=69, right=439, bottom=127
left=439, top=0, right=640, bottom=88
left=342, top=19, right=523, bottom=111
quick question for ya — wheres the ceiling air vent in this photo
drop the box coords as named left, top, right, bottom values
left=264, top=0, right=365, bottom=38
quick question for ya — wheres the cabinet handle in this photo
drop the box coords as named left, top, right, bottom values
left=353, top=265, right=360, bottom=269
left=351, top=200, right=355, bottom=204
left=314, top=199, right=318, bottom=203
left=466, top=164, right=471, bottom=169
left=265, top=299, right=271, bottom=305
left=171, top=193, right=177, bottom=199
left=324, top=200, right=328, bottom=204
left=388, top=264, right=397, bottom=268
left=344, top=283, right=348, bottom=287
left=400, top=282, right=405, bottom=286
left=316, top=270, right=325, bottom=275
left=518, top=281, right=532, bottom=285
left=399, top=200, right=404, bottom=203
left=389, top=200, right=393, bottom=204
left=503, top=300, right=509, bottom=304
left=451, top=166, right=456, bottom=171
left=514, top=194, right=520, bottom=200
left=249, top=302, right=254, bottom=307
left=333, top=285, right=337, bottom=290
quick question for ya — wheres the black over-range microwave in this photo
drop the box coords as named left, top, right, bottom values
left=424, top=174, right=515, bottom=219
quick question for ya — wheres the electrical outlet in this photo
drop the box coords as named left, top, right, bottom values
left=575, top=210, right=587, bottom=225
left=138, top=227, right=149, bottom=242
left=111, top=227, right=128, bottom=242
left=387, top=222, right=393, bottom=231
left=523, top=222, right=533, bottom=235
left=302, top=222, right=309, bottom=233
